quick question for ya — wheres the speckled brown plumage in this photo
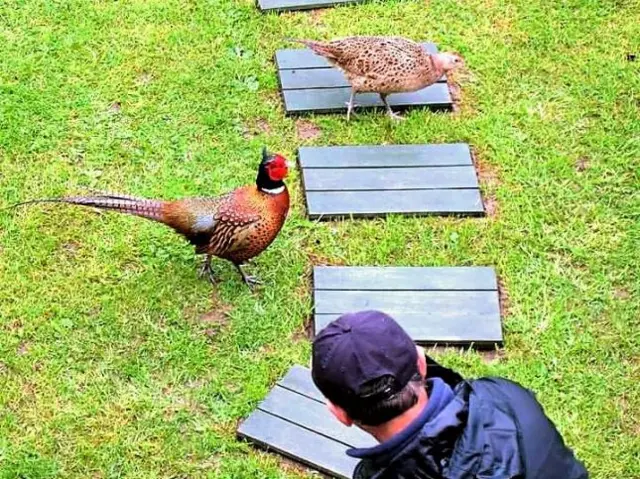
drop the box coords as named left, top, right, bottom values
left=292, top=36, right=463, bottom=120
left=14, top=150, right=290, bottom=289
left=161, top=186, right=290, bottom=265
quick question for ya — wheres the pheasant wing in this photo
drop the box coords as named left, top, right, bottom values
left=178, top=194, right=260, bottom=256
left=204, top=211, right=260, bottom=257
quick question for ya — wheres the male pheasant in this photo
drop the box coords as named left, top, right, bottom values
left=290, top=36, right=463, bottom=120
left=12, top=148, right=290, bottom=289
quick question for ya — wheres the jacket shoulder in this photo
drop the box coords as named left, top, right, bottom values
left=466, top=378, right=589, bottom=479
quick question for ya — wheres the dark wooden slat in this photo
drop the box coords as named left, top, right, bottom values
left=302, top=166, right=478, bottom=191
left=276, top=43, right=439, bottom=70
left=282, top=83, right=452, bottom=115
left=259, top=386, right=377, bottom=448
left=277, top=364, right=325, bottom=402
left=306, top=189, right=483, bottom=219
left=314, top=290, right=500, bottom=316
left=238, top=410, right=357, bottom=479
left=298, top=144, right=472, bottom=169
left=314, top=266, right=498, bottom=291
left=280, top=68, right=446, bottom=90
left=314, top=312, right=503, bottom=345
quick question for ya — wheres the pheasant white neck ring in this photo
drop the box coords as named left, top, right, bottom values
left=261, top=185, right=285, bottom=195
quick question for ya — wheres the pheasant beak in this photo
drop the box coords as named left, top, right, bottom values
left=286, top=161, right=295, bottom=169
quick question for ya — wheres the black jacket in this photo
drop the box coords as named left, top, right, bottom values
left=353, top=357, right=588, bottom=479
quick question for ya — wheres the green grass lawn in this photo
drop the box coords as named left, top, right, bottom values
left=1, top=0, right=639, bottom=477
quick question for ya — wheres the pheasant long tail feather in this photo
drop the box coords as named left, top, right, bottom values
left=11, top=195, right=166, bottom=222
left=285, top=38, right=338, bottom=60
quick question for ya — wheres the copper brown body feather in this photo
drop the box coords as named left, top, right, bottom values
left=161, top=187, right=290, bottom=264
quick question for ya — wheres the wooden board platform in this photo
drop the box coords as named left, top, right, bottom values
left=298, top=144, right=484, bottom=219
left=238, top=365, right=372, bottom=478
left=275, top=43, right=453, bottom=115
left=313, top=266, right=503, bottom=347
left=258, top=0, right=364, bottom=13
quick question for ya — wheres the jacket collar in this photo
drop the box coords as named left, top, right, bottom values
left=347, top=378, right=456, bottom=460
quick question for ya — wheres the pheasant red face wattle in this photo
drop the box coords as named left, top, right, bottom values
left=266, top=155, right=289, bottom=181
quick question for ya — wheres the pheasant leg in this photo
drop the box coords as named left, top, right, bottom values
left=346, top=88, right=357, bottom=121
left=198, top=255, right=216, bottom=284
left=235, top=263, right=262, bottom=290
left=380, top=93, right=405, bottom=121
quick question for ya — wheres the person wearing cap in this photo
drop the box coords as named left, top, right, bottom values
left=312, top=310, right=588, bottom=479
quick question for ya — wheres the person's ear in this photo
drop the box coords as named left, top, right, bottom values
left=327, top=401, right=354, bottom=427
left=416, top=345, right=427, bottom=378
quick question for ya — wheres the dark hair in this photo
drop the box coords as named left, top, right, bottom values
left=344, top=373, right=424, bottom=426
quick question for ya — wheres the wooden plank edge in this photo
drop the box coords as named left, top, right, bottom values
left=296, top=153, right=314, bottom=220
left=285, top=100, right=453, bottom=116
left=307, top=209, right=485, bottom=221
left=274, top=54, right=287, bottom=111
left=258, top=0, right=365, bottom=12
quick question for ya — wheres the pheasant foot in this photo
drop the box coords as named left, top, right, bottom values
left=198, top=255, right=217, bottom=284
left=235, top=264, right=262, bottom=291
left=387, top=110, right=406, bottom=121
left=380, top=93, right=405, bottom=121
left=346, top=89, right=358, bottom=121
left=345, top=101, right=359, bottom=121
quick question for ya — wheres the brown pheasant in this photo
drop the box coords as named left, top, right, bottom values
left=290, top=36, right=463, bottom=120
left=13, top=148, right=290, bottom=289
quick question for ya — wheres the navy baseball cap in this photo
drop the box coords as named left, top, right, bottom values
left=311, top=311, right=418, bottom=410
